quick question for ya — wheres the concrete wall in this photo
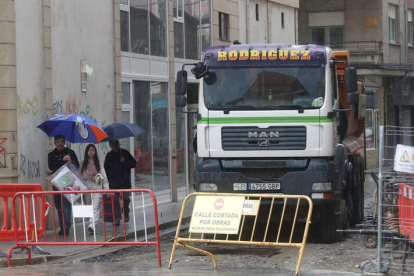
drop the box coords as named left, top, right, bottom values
left=15, top=0, right=46, bottom=183
left=50, top=0, right=116, bottom=161
left=270, top=2, right=296, bottom=44
left=0, top=0, right=18, bottom=183
left=213, top=0, right=239, bottom=45
left=249, top=0, right=268, bottom=43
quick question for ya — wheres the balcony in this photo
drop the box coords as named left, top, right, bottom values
left=300, top=41, right=384, bottom=64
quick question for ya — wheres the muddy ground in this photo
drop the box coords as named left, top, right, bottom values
left=80, top=179, right=381, bottom=274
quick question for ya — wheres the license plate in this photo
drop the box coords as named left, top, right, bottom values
left=248, top=183, right=281, bottom=190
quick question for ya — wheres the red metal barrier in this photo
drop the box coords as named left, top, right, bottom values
left=7, top=189, right=161, bottom=267
left=0, top=184, right=47, bottom=242
left=398, top=184, right=414, bottom=241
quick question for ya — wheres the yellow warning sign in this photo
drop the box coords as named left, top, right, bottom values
left=400, top=151, right=410, bottom=162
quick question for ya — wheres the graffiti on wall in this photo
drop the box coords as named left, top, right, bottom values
left=11, top=154, right=18, bottom=171
left=0, top=154, right=6, bottom=169
left=66, top=96, right=81, bottom=114
left=0, top=137, right=7, bottom=153
left=17, top=95, right=38, bottom=116
left=77, top=104, right=109, bottom=157
left=53, top=100, right=63, bottom=114
left=19, top=154, right=40, bottom=178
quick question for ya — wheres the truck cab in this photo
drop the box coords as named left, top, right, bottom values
left=177, top=43, right=364, bottom=243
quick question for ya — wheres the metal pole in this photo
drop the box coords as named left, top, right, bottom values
left=377, top=126, right=384, bottom=273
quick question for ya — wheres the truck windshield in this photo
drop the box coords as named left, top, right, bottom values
left=203, top=67, right=325, bottom=110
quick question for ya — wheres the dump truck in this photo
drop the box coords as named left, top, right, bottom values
left=176, top=43, right=368, bottom=243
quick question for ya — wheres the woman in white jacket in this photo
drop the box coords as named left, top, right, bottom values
left=80, top=144, right=109, bottom=234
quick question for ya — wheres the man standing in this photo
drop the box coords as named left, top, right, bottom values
left=104, top=140, right=137, bottom=223
left=48, top=134, right=79, bottom=235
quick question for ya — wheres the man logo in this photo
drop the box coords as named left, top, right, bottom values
left=248, top=131, right=279, bottom=138
left=258, top=139, right=270, bottom=147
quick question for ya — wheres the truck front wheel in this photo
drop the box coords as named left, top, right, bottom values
left=316, top=200, right=347, bottom=244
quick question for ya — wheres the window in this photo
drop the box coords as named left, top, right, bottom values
left=174, top=0, right=184, bottom=18
left=389, top=5, right=397, bottom=43
left=150, top=0, right=167, bottom=57
left=200, top=0, right=211, bottom=51
left=255, top=4, right=259, bottom=21
left=122, top=0, right=209, bottom=59
left=174, top=22, right=184, bottom=58
left=120, top=11, right=130, bottom=52
left=219, top=12, right=229, bottom=40
left=185, top=0, right=200, bottom=60
left=408, top=10, right=413, bottom=46
left=121, top=0, right=167, bottom=57
left=281, top=12, right=284, bottom=29
left=365, top=109, right=376, bottom=149
left=130, top=0, right=149, bottom=55
left=310, top=26, right=344, bottom=49
left=133, top=81, right=170, bottom=192
left=122, top=82, right=130, bottom=104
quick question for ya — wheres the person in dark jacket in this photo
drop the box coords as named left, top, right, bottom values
left=104, top=140, right=137, bottom=223
left=48, top=134, right=79, bottom=235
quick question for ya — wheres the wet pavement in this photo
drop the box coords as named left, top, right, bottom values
left=0, top=197, right=194, bottom=266
left=0, top=261, right=363, bottom=276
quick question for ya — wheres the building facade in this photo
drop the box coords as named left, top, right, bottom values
left=119, top=0, right=299, bottom=203
left=0, top=0, right=118, bottom=186
left=298, top=0, right=414, bottom=169
left=0, top=0, right=299, bottom=205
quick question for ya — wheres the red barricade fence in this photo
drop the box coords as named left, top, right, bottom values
left=398, top=183, right=414, bottom=242
left=7, top=188, right=161, bottom=267
left=0, top=184, right=48, bottom=259
left=0, top=184, right=47, bottom=242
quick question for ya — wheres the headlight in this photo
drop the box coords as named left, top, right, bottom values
left=312, top=182, right=332, bottom=191
left=199, top=183, right=218, bottom=191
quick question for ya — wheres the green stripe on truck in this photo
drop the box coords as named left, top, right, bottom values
left=198, top=116, right=332, bottom=124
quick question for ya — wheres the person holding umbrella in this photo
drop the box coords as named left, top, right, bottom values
left=48, top=134, right=80, bottom=235
left=80, top=144, right=109, bottom=234
left=104, top=140, right=137, bottom=224
left=38, top=113, right=109, bottom=235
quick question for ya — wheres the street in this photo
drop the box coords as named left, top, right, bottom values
left=0, top=178, right=379, bottom=276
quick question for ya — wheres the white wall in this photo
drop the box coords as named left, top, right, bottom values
left=271, top=3, right=296, bottom=44
left=238, top=0, right=247, bottom=43
left=15, top=0, right=46, bottom=183
left=250, top=0, right=268, bottom=43
left=51, top=0, right=116, bottom=161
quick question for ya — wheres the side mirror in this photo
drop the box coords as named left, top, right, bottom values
left=347, top=92, right=359, bottom=105
left=191, top=62, right=209, bottom=79
left=176, top=95, right=187, bottom=107
left=345, top=67, right=358, bottom=92
left=176, top=71, right=188, bottom=95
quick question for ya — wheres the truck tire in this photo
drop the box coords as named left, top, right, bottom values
left=318, top=208, right=337, bottom=244
left=349, top=157, right=364, bottom=226
left=317, top=200, right=347, bottom=244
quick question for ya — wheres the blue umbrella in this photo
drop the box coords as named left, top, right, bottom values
left=101, top=122, right=146, bottom=142
left=37, top=113, right=108, bottom=143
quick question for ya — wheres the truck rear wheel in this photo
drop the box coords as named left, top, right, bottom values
left=349, top=156, right=364, bottom=226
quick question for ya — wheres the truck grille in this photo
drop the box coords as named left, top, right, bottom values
left=222, top=126, right=306, bottom=151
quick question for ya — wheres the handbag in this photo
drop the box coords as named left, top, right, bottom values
left=95, top=173, right=104, bottom=188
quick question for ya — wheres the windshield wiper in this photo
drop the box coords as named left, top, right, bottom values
left=208, top=105, right=258, bottom=110
left=275, top=105, right=319, bottom=110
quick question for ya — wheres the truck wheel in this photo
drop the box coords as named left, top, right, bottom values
left=350, top=165, right=364, bottom=226
left=318, top=209, right=337, bottom=244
